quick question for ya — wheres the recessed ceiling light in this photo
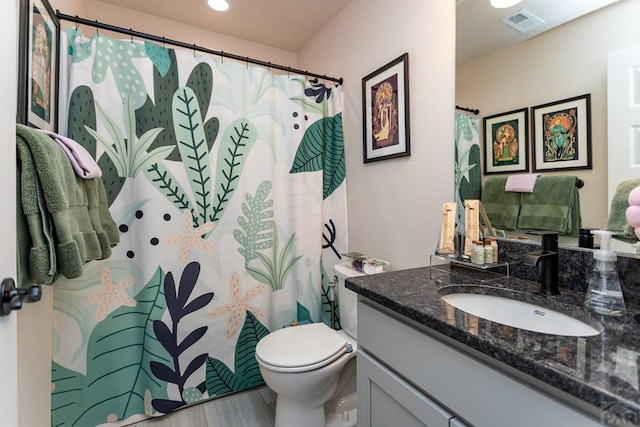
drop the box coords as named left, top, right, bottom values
left=490, top=0, right=522, bottom=8
left=206, top=0, right=230, bottom=12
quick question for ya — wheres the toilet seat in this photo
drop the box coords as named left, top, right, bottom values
left=256, top=323, right=350, bottom=373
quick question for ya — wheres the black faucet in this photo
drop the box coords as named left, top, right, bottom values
left=521, top=231, right=559, bottom=295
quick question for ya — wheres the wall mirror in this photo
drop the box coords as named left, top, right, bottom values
left=456, top=0, right=640, bottom=256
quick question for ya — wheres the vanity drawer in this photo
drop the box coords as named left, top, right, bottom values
left=357, top=300, right=600, bottom=427
left=358, top=350, right=458, bottom=427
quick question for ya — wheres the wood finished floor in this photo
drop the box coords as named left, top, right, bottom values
left=128, top=386, right=276, bottom=427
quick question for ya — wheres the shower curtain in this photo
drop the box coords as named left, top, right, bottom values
left=51, top=28, right=346, bottom=426
left=454, top=110, right=481, bottom=231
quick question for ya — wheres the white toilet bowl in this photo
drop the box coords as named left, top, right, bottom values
left=324, top=349, right=357, bottom=427
left=255, top=263, right=363, bottom=427
left=256, top=325, right=357, bottom=427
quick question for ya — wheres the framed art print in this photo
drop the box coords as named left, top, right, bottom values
left=18, top=0, right=59, bottom=132
left=482, top=108, right=529, bottom=175
left=362, top=53, right=410, bottom=163
left=531, top=94, right=592, bottom=172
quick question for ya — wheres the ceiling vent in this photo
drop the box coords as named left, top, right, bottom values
left=501, top=9, right=545, bottom=33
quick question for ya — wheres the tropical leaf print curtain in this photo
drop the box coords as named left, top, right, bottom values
left=51, top=28, right=347, bottom=426
left=454, top=110, right=481, bottom=231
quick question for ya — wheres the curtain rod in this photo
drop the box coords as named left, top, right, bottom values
left=56, top=12, right=344, bottom=85
left=456, top=105, right=479, bottom=115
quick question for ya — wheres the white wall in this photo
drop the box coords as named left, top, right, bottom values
left=51, top=0, right=85, bottom=16
left=456, top=0, right=640, bottom=231
left=2, top=2, right=18, bottom=426
left=299, top=0, right=456, bottom=270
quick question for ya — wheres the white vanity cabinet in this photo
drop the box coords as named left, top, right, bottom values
left=356, top=300, right=602, bottom=427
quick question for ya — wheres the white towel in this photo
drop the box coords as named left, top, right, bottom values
left=505, top=173, right=540, bottom=193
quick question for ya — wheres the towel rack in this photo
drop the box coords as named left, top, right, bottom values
left=0, top=278, right=41, bottom=316
left=576, top=178, right=584, bottom=188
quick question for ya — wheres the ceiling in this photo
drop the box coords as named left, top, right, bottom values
left=97, top=0, right=352, bottom=52
left=456, top=0, right=623, bottom=65
left=98, top=0, right=623, bottom=63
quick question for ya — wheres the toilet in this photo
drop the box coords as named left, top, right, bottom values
left=255, top=263, right=363, bottom=427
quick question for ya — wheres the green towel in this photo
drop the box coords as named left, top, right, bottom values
left=517, top=175, right=581, bottom=235
left=606, top=178, right=640, bottom=241
left=16, top=133, right=57, bottom=286
left=480, top=177, right=521, bottom=230
left=16, top=125, right=119, bottom=286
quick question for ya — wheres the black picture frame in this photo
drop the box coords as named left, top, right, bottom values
left=482, top=108, right=529, bottom=175
left=17, top=0, right=59, bottom=132
left=531, top=94, right=592, bottom=172
left=362, top=53, right=410, bottom=163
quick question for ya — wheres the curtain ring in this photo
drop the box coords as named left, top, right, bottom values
left=246, top=56, right=249, bottom=69
left=130, top=30, right=134, bottom=45
left=268, top=61, right=271, bottom=74
left=220, top=50, right=224, bottom=63
left=95, top=21, right=99, bottom=37
left=193, top=43, right=197, bottom=58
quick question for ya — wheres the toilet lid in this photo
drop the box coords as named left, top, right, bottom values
left=256, top=323, right=348, bottom=372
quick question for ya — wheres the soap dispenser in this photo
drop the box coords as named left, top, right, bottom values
left=583, top=230, right=626, bottom=316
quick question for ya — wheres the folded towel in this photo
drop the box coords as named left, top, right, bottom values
left=16, top=140, right=57, bottom=286
left=606, top=178, right=640, bottom=241
left=517, top=175, right=581, bottom=235
left=505, top=173, right=540, bottom=193
left=481, top=177, right=521, bottom=230
left=16, top=125, right=119, bottom=286
left=36, top=129, right=102, bottom=179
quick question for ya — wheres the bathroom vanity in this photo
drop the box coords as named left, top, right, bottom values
left=347, top=266, right=640, bottom=426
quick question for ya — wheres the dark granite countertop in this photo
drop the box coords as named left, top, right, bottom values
left=346, top=264, right=640, bottom=419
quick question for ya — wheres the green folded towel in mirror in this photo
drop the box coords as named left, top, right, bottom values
left=481, top=177, right=521, bottom=230
left=517, top=175, right=581, bottom=235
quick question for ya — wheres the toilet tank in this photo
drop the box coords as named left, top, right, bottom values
left=333, top=263, right=364, bottom=339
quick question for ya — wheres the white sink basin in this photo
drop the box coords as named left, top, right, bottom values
left=441, top=292, right=602, bottom=336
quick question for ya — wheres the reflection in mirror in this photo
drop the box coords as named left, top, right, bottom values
left=456, top=0, right=640, bottom=255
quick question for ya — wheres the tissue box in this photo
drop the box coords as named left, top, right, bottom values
left=342, top=252, right=390, bottom=274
